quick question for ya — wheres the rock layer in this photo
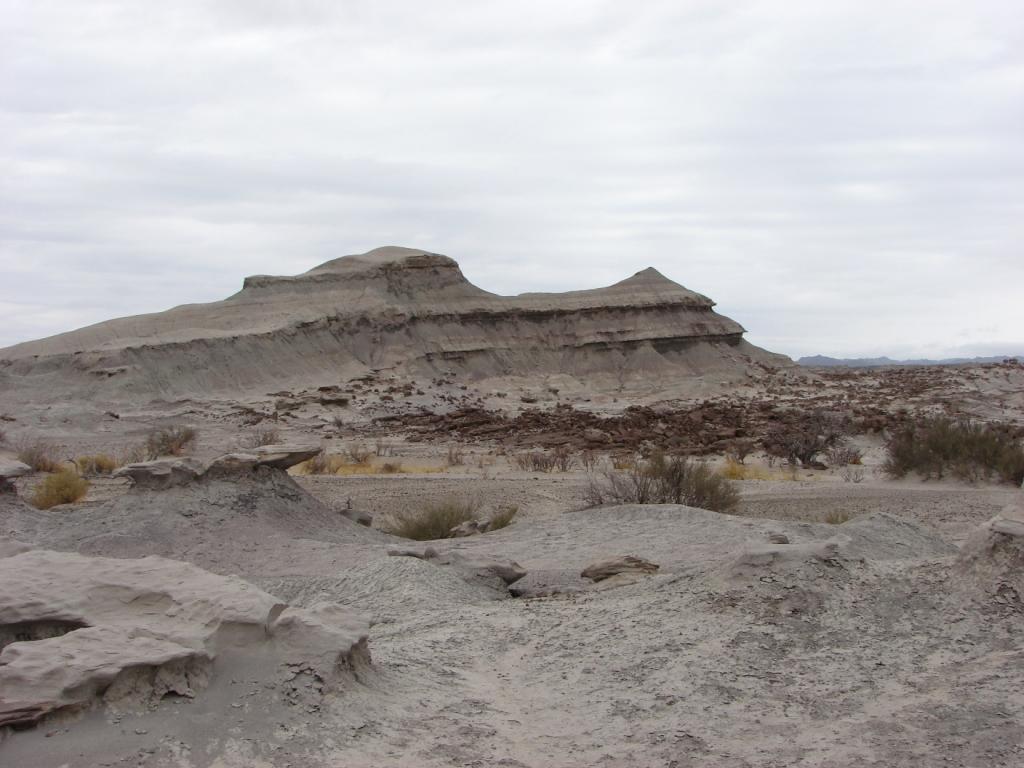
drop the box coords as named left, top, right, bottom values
left=0, top=546, right=369, bottom=729
left=0, top=246, right=789, bottom=401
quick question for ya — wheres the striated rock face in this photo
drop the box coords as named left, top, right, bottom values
left=0, top=546, right=370, bottom=729
left=112, top=444, right=321, bottom=489
left=0, top=246, right=790, bottom=401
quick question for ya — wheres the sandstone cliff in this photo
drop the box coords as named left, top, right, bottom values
left=0, top=246, right=789, bottom=402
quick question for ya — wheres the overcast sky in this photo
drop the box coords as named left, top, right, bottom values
left=2, top=1, right=1022, bottom=359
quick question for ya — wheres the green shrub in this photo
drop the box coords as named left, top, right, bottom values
left=384, top=497, right=479, bottom=540
left=883, top=417, right=1024, bottom=484
left=583, top=452, right=739, bottom=512
left=32, top=470, right=89, bottom=509
left=145, top=426, right=197, bottom=459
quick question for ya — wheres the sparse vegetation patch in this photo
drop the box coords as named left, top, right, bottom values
left=883, top=417, right=1024, bottom=484
left=76, top=454, right=118, bottom=475
left=763, top=410, right=848, bottom=467
left=384, top=497, right=480, bottom=540
left=446, top=444, right=465, bottom=466
left=242, top=428, right=280, bottom=448
left=719, top=458, right=771, bottom=481
left=513, top=447, right=575, bottom=472
left=32, top=470, right=89, bottom=509
left=345, top=444, right=373, bottom=464
left=583, top=452, right=739, bottom=512
left=145, top=426, right=197, bottom=459
left=16, top=439, right=60, bottom=473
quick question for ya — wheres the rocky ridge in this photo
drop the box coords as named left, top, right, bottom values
left=0, top=246, right=790, bottom=403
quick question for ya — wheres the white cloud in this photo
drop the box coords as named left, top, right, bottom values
left=1, top=0, right=1022, bottom=359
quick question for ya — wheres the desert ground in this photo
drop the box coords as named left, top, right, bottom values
left=1, top=250, right=1022, bottom=767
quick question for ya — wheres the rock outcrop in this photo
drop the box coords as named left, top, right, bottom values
left=13, top=446, right=386, bottom=575
left=387, top=546, right=527, bottom=590
left=956, top=509, right=1024, bottom=603
left=113, top=444, right=321, bottom=489
left=0, top=460, right=30, bottom=493
left=0, top=246, right=790, bottom=402
left=580, top=555, right=660, bottom=581
left=0, top=546, right=369, bottom=729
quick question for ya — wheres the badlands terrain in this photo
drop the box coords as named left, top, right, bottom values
left=1, top=247, right=1023, bottom=767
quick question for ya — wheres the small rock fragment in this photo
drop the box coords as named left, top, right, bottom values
left=450, top=520, right=482, bottom=538
left=581, top=555, right=660, bottom=582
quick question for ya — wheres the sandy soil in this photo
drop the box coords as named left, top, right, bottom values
left=3, top=453, right=1022, bottom=767
left=2, top=359, right=1023, bottom=767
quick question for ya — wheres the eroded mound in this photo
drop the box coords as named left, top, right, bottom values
left=955, top=506, right=1024, bottom=607
left=0, top=246, right=790, bottom=403
left=0, top=545, right=369, bottom=731
left=12, top=446, right=390, bottom=577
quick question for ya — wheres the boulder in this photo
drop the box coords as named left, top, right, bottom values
left=387, top=545, right=440, bottom=560
left=386, top=546, right=525, bottom=587
left=0, top=460, right=31, bottom=493
left=0, top=459, right=31, bottom=481
left=204, top=452, right=260, bottom=478
left=450, top=520, right=483, bottom=537
left=113, top=458, right=205, bottom=490
left=445, top=552, right=527, bottom=585
left=113, top=447, right=323, bottom=489
left=254, top=443, right=323, bottom=470
left=581, top=555, right=660, bottom=582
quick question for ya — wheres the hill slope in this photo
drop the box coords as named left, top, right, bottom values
left=0, top=246, right=790, bottom=403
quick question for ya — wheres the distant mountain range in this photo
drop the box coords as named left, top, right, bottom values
left=798, top=354, right=1022, bottom=368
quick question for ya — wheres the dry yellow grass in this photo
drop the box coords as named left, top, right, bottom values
left=384, top=497, right=479, bottom=540
left=16, top=439, right=59, bottom=473
left=32, top=470, right=89, bottom=509
left=292, top=455, right=443, bottom=476
left=719, top=459, right=772, bottom=481
left=611, top=454, right=636, bottom=471
left=77, top=454, right=119, bottom=475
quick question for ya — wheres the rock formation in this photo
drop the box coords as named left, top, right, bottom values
left=580, top=554, right=660, bottom=581
left=10, top=445, right=386, bottom=575
left=955, top=507, right=1024, bottom=603
left=0, top=545, right=369, bottom=729
left=0, top=460, right=30, bottom=494
left=0, top=246, right=790, bottom=403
